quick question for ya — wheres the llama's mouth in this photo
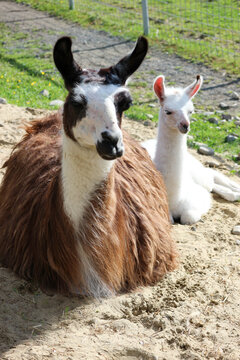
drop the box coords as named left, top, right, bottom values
left=96, top=140, right=124, bottom=160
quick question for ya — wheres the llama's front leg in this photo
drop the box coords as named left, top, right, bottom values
left=180, top=210, right=203, bottom=225
left=178, top=184, right=212, bottom=225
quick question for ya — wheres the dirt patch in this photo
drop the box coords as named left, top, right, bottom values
left=0, top=103, right=240, bottom=360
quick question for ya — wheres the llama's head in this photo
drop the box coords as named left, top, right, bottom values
left=154, top=75, right=203, bottom=134
left=53, top=36, right=148, bottom=160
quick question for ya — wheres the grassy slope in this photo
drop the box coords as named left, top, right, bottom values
left=0, top=23, right=66, bottom=109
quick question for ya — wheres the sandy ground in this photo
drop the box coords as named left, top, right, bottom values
left=0, top=103, right=239, bottom=360
left=0, top=1, right=240, bottom=359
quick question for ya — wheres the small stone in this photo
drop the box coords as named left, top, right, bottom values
left=234, top=121, right=240, bottom=126
left=26, top=107, right=38, bottom=115
left=194, top=142, right=205, bottom=147
left=220, top=120, right=227, bottom=124
left=232, top=155, right=240, bottom=162
left=143, top=120, right=152, bottom=126
left=219, top=102, right=230, bottom=110
left=198, top=146, right=215, bottom=156
left=208, top=117, right=219, bottom=125
left=234, top=116, right=240, bottom=121
left=191, top=117, right=197, bottom=122
left=146, top=114, right=154, bottom=120
left=232, top=226, right=240, bottom=235
left=49, top=99, right=64, bottom=107
left=225, top=135, right=238, bottom=143
left=187, top=135, right=194, bottom=141
left=236, top=240, right=240, bottom=245
left=230, top=91, right=239, bottom=101
left=40, top=89, right=49, bottom=97
left=202, top=111, right=214, bottom=116
left=205, top=160, right=220, bottom=168
left=148, top=103, right=156, bottom=108
left=222, top=114, right=232, bottom=121
left=0, top=97, right=7, bottom=104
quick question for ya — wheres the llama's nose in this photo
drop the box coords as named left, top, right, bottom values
left=178, top=122, right=189, bottom=134
left=96, top=130, right=124, bottom=160
left=101, top=130, right=119, bottom=145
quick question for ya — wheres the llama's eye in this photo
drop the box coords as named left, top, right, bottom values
left=114, top=92, right=133, bottom=113
left=165, top=110, right=172, bottom=115
left=121, top=99, right=132, bottom=111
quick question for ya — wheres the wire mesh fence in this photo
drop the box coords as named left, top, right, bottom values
left=15, top=0, right=240, bottom=72
left=70, top=0, right=240, bottom=66
left=148, top=0, right=240, bottom=61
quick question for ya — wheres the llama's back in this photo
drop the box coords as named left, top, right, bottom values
left=0, top=113, right=82, bottom=293
left=115, top=132, right=177, bottom=286
left=141, top=138, right=157, bottom=160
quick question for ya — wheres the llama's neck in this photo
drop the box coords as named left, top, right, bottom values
left=154, top=111, right=188, bottom=200
left=61, top=133, right=114, bottom=229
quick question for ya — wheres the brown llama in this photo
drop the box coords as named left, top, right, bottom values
left=0, top=36, right=177, bottom=297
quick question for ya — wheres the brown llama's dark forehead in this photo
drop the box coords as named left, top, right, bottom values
left=75, top=68, right=122, bottom=86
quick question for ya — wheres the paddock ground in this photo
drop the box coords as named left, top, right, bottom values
left=0, top=2, right=240, bottom=359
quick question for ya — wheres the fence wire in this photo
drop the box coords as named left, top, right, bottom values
left=32, top=1, right=240, bottom=68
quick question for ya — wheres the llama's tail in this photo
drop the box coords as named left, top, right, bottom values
left=211, top=169, right=240, bottom=201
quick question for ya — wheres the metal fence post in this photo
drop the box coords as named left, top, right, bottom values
left=141, top=0, right=149, bottom=36
left=69, top=0, right=74, bottom=10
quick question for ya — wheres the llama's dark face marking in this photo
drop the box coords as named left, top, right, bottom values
left=53, top=36, right=148, bottom=160
left=63, top=93, right=87, bottom=141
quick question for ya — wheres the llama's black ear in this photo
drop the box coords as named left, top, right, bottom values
left=53, top=37, right=82, bottom=89
left=102, top=36, right=148, bottom=85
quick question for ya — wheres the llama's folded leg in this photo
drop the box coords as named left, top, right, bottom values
left=212, top=183, right=240, bottom=202
left=212, top=169, right=240, bottom=193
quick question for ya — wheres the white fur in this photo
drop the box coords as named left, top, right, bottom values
left=61, top=133, right=114, bottom=228
left=142, top=76, right=240, bottom=225
left=73, top=83, right=126, bottom=146
left=61, top=83, right=128, bottom=297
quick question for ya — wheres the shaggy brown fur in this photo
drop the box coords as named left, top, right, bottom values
left=0, top=113, right=177, bottom=295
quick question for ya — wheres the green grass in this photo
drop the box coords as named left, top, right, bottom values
left=188, top=113, right=240, bottom=163
left=14, top=0, right=240, bottom=74
left=0, top=23, right=66, bottom=109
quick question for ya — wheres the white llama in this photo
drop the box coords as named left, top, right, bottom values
left=142, top=75, right=240, bottom=225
